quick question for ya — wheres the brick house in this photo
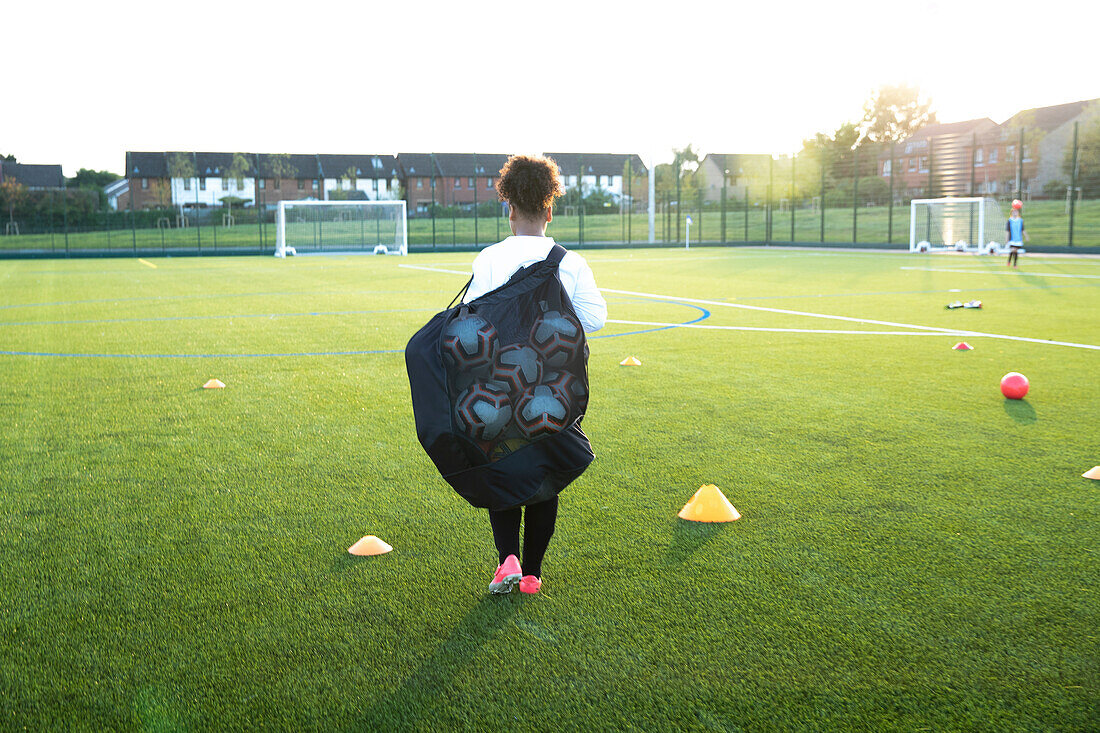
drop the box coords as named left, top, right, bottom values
left=428, top=153, right=510, bottom=209
left=979, top=98, right=1099, bottom=197
left=879, top=119, right=997, bottom=198
left=119, top=152, right=171, bottom=209
left=543, top=153, right=647, bottom=204
left=879, top=99, right=1099, bottom=199
left=317, top=154, right=400, bottom=201
left=254, top=154, right=323, bottom=206
left=699, top=154, right=772, bottom=202
left=397, top=153, right=443, bottom=214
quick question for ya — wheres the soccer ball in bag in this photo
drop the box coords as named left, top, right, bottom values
left=442, top=313, right=498, bottom=376
left=530, top=310, right=583, bottom=368
left=492, top=344, right=543, bottom=394
left=514, top=384, right=569, bottom=439
left=454, top=381, right=513, bottom=442
left=544, top=370, right=587, bottom=416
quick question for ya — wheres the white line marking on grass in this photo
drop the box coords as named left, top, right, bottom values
left=608, top=319, right=949, bottom=335
left=399, top=264, right=470, bottom=276
left=137, top=258, right=157, bottom=269
left=901, top=266, right=1100, bottom=280
left=602, top=287, right=1100, bottom=351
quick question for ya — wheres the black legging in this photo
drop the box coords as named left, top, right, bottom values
left=488, top=496, right=558, bottom=578
left=1008, top=246, right=1020, bottom=266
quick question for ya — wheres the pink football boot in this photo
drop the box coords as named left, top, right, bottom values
left=488, top=554, right=522, bottom=594
left=519, top=575, right=542, bottom=594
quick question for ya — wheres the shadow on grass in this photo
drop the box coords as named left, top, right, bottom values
left=1003, top=399, right=1037, bottom=424
left=331, top=553, right=368, bottom=573
left=665, top=519, right=727, bottom=565
left=354, top=595, right=520, bottom=728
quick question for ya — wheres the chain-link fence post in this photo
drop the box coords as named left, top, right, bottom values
left=627, top=160, right=633, bottom=244
left=766, top=156, right=773, bottom=244
left=852, top=146, right=859, bottom=243
left=888, top=141, right=896, bottom=244
left=744, top=186, right=749, bottom=242
left=675, top=157, right=681, bottom=245
left=927, top=137, right=935, bottom=198
left=431, top=154, right=437, bottom=250
left=130, top=182, right=137, bottom=251
left=578, top=156, right=585, bottom=247
left=61, top=181, right=70, bottom=255
left=1069, top=121, right=1079, bottom=246
left=720, top=170, right=727, bottom=243
left=969, top=132, right=977, bottom=197
left=790, top=155, right=796, bottom=242
left=1016, top=127, right=1025, bottom=203
left=819, top=151, right=826, bottom=243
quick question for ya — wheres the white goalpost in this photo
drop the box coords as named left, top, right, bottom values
left=910, top=197, right=1007, bottom=254
left=275, top=200, right=408, bottom=258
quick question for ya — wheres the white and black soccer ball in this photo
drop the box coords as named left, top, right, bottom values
left=492, top=344, right=543, bottom=395
left=454, top=381, right=513, bottom=442
left=514, top=384, right=569, bottom=439
left=530, top=310, right=582, bottom=369
left=442, top=313, right=499, bottom=377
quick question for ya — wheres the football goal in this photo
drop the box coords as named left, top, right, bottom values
left=910, top=197, right=1006, bottom=253
left=275, top=200, right=407, bottom=257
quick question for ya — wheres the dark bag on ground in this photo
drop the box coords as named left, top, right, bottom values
left=405, top=244, right=593, bottom=511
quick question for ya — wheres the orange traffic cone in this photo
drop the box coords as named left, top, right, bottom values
left=952, top=342, right=973, bottom=350
left=203, top=379, right=226, bottom=389
left=620, top=356, right=642, bottom=366
left=348, top=535, right=393, bottom=556
left=1083, top=466, right=1100, bottom=480
left=678, top=484, right=741, bottom=523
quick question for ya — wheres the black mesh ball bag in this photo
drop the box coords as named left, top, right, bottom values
left=405, top=245, right=593, bottom=510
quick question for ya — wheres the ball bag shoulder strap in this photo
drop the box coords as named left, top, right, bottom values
left=447, top=275, right=474, bottom=309
left=547, top=243, right=567, bottom=266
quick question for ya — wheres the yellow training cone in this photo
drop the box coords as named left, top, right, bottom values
left=952, top=342, right=973, bottom=350
left=678, top=484, right=741, bottom=523
left=203, top=379, right=226, bottom=389
left=620, top=356, right=642, bottom=366
left=1083, top=466, right=1100, bottom=480
left=348, top=535, right=393, bottom=556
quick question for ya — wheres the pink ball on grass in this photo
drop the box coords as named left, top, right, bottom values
left=1000, top=372, right=1029, bottom=400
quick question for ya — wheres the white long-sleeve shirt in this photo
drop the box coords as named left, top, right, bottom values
left=462, top=236, right=607, bottom=333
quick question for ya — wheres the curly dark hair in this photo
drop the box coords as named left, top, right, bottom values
left=495, top=155, right=564, bottom=218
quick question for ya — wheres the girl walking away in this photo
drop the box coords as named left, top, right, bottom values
left=1006, top=199, right=1029, bottom=267
left=466, top=154, right=607, bottom=595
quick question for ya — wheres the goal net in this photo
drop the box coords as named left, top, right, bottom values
left=275, top=200, right=407, bottom=257
left=910, top=197, right=1006, bottom=253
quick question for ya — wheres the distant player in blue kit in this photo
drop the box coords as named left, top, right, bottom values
left=1006, top=199, right=1029, bottom=267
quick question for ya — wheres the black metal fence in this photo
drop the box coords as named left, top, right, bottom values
left=1, top=121, right=1096, bottom=257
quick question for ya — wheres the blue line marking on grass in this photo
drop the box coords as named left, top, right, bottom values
left=0, top=298, right=708, bottom=357
left=591, top=299, right=710, bottom=338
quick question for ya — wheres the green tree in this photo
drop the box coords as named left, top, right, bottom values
left=1, top=154, right=16, bottom=163
left=67, top=168, right=121, bottom=189
left=859, top=84, right=936, bottom=144
left=224, top=153, right=251, bottom=191
left=1, top=178, right=28, bottom=229
left=265, top=153, right=298, bottom=191
left=221, top=153, right=253, bottom=219
left=343, top=166, right=358, bottom=191
left=167, top=152, right=196, bottom=182
left=67, top=168, right=122, bottom=210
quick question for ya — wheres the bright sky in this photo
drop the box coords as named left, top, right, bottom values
left=5, top=0, right=1097, bottom=176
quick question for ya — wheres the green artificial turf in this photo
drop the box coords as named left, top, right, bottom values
left=1, top=248, right=1097, bottom=730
